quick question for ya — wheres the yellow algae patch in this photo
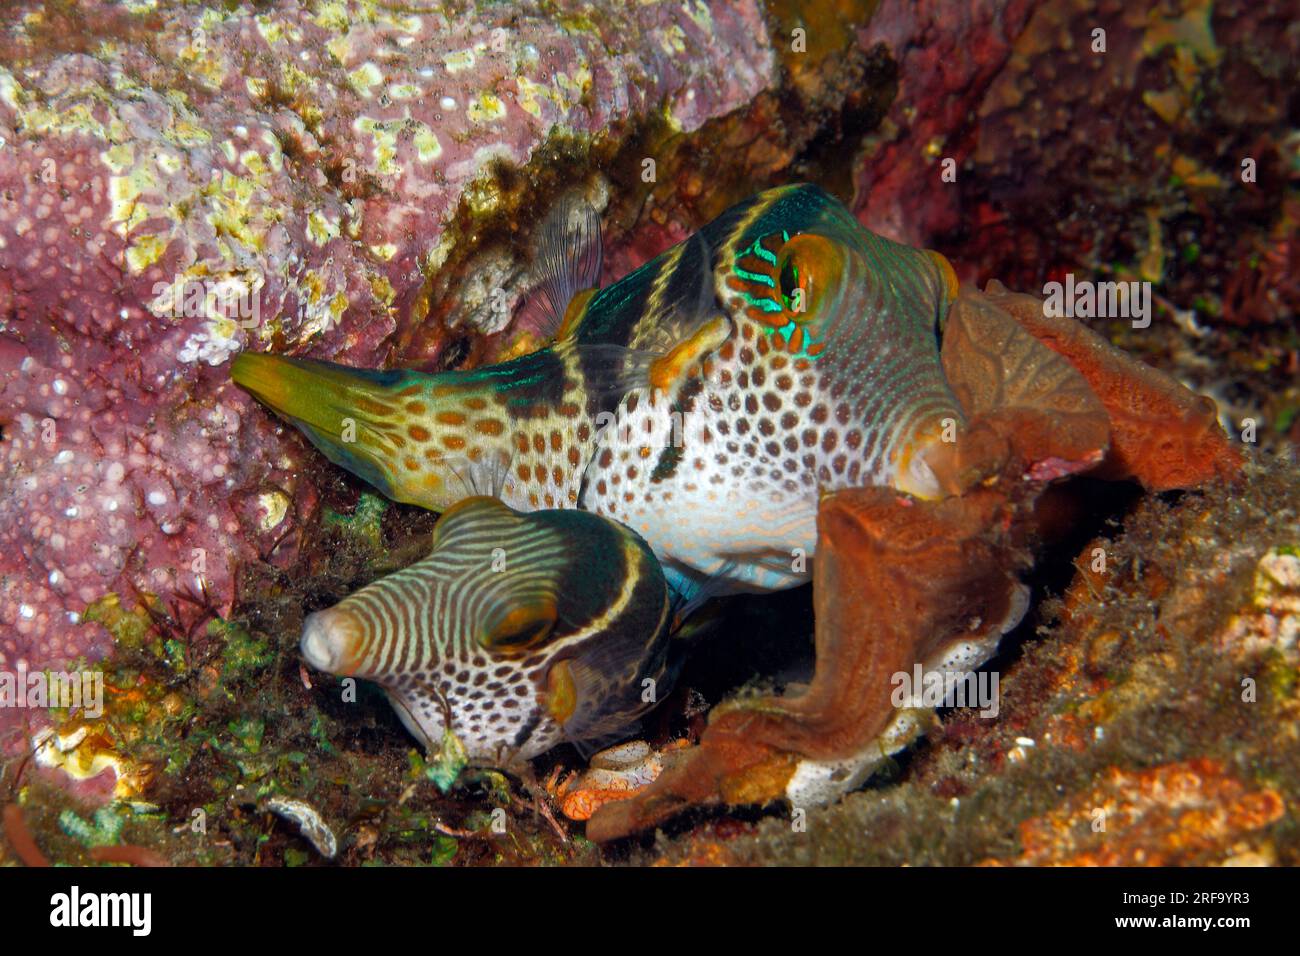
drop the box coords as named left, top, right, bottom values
left=279, top=61, right=318, bottom=99
left=313, top=0, right=351, bottom=31
left=354, top=116, right=400, bottom=176
left=260, top=130, right=285, bottom=171
left=176, top=14, right=231, bottom=91
left=302, top=269, right=326, bottom=306
left=1143, top=0, right=1220, bottom=65
left=329, top=292, right=350, bottom=325
left=1140, top=208, right=1165, bottom=284
left=100, top=142, right=134, bottom=176
left=1171, top=154, right=1224, bottom=190
left=370, top=242, right=398, bottom=260
left=276, top=64, right=323, bottom=128
left=468, top=91, right=507, bottom=123
left=514, top=76, right=556, bottom=119
left=1143, top=88, right=1183, bottom=125
left=257, top=490, right=290, bottom=530
left=354, top=114, right=441, bottom=171
left=125, top=233, right=169, bottom=273
left=683, top=0, right=714, bottom=34
left=349, top=62, right=384, bottom=97
left=160, top=91, right=213, bottom=147
left=167, top=117, right=211, bottom=148
left=155, top=150, right=182, bottom=175
left=33, top=724, right=152, bottom=801
left=107, top=161, right=159, bottom=238
left=413, top=125, right=442, bottom=162
left=24, top=100, right=113, bottom=140
left=255, top=13, right=301, bottom=46
left=202, top=170, right=265, bottom=251
left=240, top=149, right=269, bottom=178
left=313, top=0, right=420, bottom=31
left=657, top=24, right=688, bottom=57
left=308, top=210, right=341, bottom=245
left=293, top=270, right=349, bottom=337
left=445, top=49, right=477, bottom=73
left=660, top=99, right=685, bottom=134
left=387, top=12, right=424, bottom=34
left=554, top=65, right=593, bottom=108
left=0, top=69, right=21, bottom=110
left=369, top=273, right=396, bottom=308
left=326, top=34, right=352, bottom=67
left=423, top=230, right=457, bottom=275
left=109, top=71, right=143, bottom=96
left=389, top=83, right=421, bottom=100
left=456, top=143, right=524, bottom=212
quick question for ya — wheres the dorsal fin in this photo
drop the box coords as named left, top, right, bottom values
left=518, top=191, right=603, bottom=343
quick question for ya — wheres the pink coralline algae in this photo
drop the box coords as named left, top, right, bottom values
left=0, top=0, right=777, bottom=720
left=852, top=0, right=1037, bottom=250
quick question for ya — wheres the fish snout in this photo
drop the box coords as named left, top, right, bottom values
left=300, top=608, right=365, bottom=676
left=893, top=420, right=952, bottom=500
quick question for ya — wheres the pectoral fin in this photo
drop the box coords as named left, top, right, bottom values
left=546, top=637, right=670, bottom=754
left=647, top=315, right=732, bottom=397
left=514, top=191, right=603, bottom=345
left=565, top=312, right=733, bottom=406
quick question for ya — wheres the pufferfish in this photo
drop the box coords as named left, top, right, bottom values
left=298, top=495, right=672, bottom=765
left=233, top=183, right=964, bottom=606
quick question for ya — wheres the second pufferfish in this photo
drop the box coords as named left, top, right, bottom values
left=299, top=496, right=674, bottom=766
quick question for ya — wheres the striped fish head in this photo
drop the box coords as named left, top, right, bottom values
left=717, top=185, right=965, bottom=499
left=299, top=497, right=673, bottom=764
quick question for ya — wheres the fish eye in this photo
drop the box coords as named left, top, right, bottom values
left=779, top=257, right=802, bottom=312
left=480, top=600, right=557, bottom=654
left=492, top=617, right=552, bottom=649
left=777, top=234, right=841, bottom=321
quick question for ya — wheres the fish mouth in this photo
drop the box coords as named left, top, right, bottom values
left=897, top=449, right=943, bottom=499
left=892, top=420, right=950, bottom=500
left=300, top=608, right=365, bottom=676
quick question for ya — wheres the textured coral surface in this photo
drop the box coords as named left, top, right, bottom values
left=0, top=0, right=778, bottom=696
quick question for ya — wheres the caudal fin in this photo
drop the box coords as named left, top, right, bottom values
left=232, top=352, right=515, bottom=510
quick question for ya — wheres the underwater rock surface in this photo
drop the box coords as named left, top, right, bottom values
left=0, top=0, right=779, bottom=695
left=639, top=460, right=1299, bottom=866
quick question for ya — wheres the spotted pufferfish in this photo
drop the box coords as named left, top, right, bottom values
left=232, top=183, right=965, bottom=765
